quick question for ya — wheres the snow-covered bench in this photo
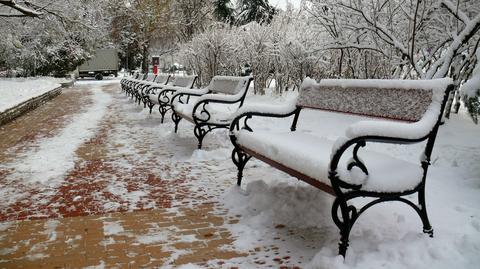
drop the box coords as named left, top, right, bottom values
left=135, top=74, right=171, bottom=106
left=124, top=73, right=150, bottom=98
left=121, top=72, right=142, bottom=93
left=145, top=75, right=197, bottom=121
left=130, top=73, right=160, bottom=103
left=171, top=75, right=253, bottom=149
left=229, top=78, right=453, bottom=257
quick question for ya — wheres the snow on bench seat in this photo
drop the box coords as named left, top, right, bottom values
left=236, top=130, right=423, bottom=193
left=174, top=97, right=238, bottom=124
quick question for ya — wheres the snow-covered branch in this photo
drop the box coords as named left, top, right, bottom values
left=429, top=13, right=480, bottom=78
left=439, top=0, right=470, bottom=25
left=0, top=0, right=43, bottom=17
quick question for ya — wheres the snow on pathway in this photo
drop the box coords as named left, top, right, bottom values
left=1, top=87, right=111, bottom=186
left=0, top=80, right=478, bottom=268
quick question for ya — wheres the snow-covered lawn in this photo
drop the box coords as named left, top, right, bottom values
left=0, top=77, right=67, bottom=113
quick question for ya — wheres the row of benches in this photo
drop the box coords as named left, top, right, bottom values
left=120, top=73, right=453, bottom=257
left=121, top=73, right=252, bottom=149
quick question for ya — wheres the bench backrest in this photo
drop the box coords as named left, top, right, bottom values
left=208, top=76, right=252, bottom=95
left=172, top=75, right=197, bottom=88
left=155, top=74, right=170, bottom=84
left=298, top=79, right=451, bottom=122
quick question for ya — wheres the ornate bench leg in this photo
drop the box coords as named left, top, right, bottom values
left=194, top=125, right=206, bottom=149
left=159, top=105, right=168, bottom=123
left=172, top=112, right=182, bottom=133
left=418, top=185, right=433, bottom=237
left=232, top=147, right=251, bottom=186
left=148, top=102, right=155, bottom=114
left=331, top=197, right=355, bottom=257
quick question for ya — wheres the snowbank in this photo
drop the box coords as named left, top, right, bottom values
left=0, top=77, right=66, bottom=113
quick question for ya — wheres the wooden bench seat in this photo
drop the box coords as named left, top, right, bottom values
left=229, top=78, right=453, bottom=257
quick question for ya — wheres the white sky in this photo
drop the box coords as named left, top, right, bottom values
left=269, top=0, right=301, bottom=9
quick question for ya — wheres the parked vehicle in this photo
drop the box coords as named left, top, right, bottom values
left=78, top=49, right=119, bottom=80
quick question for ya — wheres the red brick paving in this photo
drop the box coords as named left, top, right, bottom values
left=0, top=82, right=303, bottom=268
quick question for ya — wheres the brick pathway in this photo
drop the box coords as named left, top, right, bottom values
left=0, top=204, right=243, bottom=268
left=0, top=81, right=307, bottom=268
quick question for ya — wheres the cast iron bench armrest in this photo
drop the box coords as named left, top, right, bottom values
left=191, top=94, right=248, bottom=124
left=146, top=83, right=176, bottom=94
left=328, top=133, right=434, bottom=191
left=229, top=104, right=301, bottom=136
left=156, top=84, right=198, bottom=105
left=157, top=87, right=184, bottom=105
left=171, top=88, right=210, bottom=105
left=145, top=85, right=164, bottom=95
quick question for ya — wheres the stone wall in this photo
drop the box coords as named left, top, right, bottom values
left=0, top=86, right=63, bottom=126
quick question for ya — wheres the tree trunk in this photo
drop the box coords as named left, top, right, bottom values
left=141, top=44, right=149, bottom=73
left=254, top=75, right=266, bottom=95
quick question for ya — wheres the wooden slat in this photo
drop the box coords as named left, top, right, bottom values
left=240, top=146, right=336, bottom=196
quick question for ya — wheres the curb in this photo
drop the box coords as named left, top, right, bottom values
left=60, top=80, right=75, bottom=88
left=0, top=86, right=63, bottom=127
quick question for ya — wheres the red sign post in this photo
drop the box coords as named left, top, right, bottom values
left=152, top=56, right=159, bottom=75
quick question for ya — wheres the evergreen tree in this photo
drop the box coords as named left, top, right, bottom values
left=236, top=0, right=276, bottom=25
left=213, top=0, right=234, bottom=24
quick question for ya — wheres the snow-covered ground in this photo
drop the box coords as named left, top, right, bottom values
left=0, top=77, right=71, bottom=113
left=75, top=76, right=121, bottom=85
left=0, top=79, right=478, bottom=268
left=11, top=87, right=111, bottom=186
left=180, top=87, right=480, bottom=268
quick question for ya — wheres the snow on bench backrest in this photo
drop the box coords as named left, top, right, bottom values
left=208, top=76, right=251, bottom=95
left=172, top=75, right=196, bottom=88
left=298, top=79, right=451, bottom=122
left=155, top=74, right=169, bottom=84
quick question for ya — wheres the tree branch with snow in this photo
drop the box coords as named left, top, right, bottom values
left=0, top=0, right=43, bottom=17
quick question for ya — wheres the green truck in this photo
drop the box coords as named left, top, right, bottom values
left=78, top=49, right=119, bottom=80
